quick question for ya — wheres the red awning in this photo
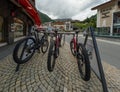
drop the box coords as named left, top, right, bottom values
left=17, top=0, right=41, bottom=26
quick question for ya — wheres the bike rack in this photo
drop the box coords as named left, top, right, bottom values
left=84, top=26, right=108, bottom=92
left=14, top=29, right=108, bottom=91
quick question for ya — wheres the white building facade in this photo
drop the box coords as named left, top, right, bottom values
left=92, top=0, right=120, bottom=36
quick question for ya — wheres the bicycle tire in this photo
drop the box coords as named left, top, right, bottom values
left=47, top=40, right=56, bottom=72
left=70, top=41, right=76, bottom=56
left=13, top=37, right=35, bottom=64
left=41, top=39, right=49, bottom=53
left=55, top=45, right=59, bottom=58
left=77, top=43, right=91, bottom=81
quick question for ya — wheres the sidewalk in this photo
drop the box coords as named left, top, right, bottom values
left=0, top=36, right=26, bottom=59
left=0, top=43, right=119, bottom=92
left=0, top=43, right=16, bottom=59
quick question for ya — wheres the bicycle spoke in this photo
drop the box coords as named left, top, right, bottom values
left=20, top=39, right=34, bottom=60
left=20, top=40, right=28, bottom=60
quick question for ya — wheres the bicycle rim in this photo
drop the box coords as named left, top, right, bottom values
left=14, top=38, right=35, bottom=64
left=41, top=40, right=49, bottom=53
left=77, top=44, right=91, bottom=81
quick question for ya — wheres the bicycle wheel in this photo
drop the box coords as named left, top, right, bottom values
left=55, top=45, right=59, bottom=58
left=70, top=41, right=75, bottom=56
left=13, top=37, right=35, bottom=64
left=41, top=39, right=49, bottom=53
left=47, top=40, right=56, bottom=72
left=77, top=43, right=91, bottom=81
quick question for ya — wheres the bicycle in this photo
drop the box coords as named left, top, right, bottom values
left=13, top=26, right=49, bottom=64
left=47, top=29, right=62, bottom=72
left=70, top=30, right=91, bottom=81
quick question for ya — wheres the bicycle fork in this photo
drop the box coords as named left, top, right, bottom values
left=55, top=35, right=59, bottom=58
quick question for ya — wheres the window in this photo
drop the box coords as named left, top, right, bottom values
left=13, top=18, right=24, bottom=38
left=0, top=16, right=3, bottom=42
left=118, top=1, right=120, bottom=8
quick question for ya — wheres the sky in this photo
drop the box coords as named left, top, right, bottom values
left=36, top=0, right=110, bottom=21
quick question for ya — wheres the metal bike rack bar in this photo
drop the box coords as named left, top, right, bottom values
left=84, top=26, right=108, bottom=92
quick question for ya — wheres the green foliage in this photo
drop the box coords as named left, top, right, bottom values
left=38, top=11, right=52, bottom=23
left=73, top=14, right=97, bottom=30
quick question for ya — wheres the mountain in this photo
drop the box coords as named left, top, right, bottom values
left=38, top=11, right=52, bottom=23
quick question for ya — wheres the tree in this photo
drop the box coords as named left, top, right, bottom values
left=72, top=14, right=97, bottom=31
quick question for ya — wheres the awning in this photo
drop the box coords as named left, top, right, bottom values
left=17, top=0, right=41, bottom=26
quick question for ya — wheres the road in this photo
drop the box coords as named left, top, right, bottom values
left=65, top=35, right=120, bottom=69
left=97, top=39, right=120, bottom=69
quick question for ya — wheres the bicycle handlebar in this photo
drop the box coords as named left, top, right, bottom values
left=75, top=30, right=80, bottom=34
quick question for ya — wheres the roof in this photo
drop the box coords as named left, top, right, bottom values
left=91, top=0, right=116, bottom=10
left=53, top=22, right=65, bottom=25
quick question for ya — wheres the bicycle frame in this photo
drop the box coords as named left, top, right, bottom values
left=71, top=32, right=79, bottom=54
left=55, top=31, right=61, bottom=48
left=29, top=27, right=48, bottom=51
left=55, top=34, right=59, bottom=48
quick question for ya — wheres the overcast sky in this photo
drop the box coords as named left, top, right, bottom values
left=36, top=0, right=110, bottom=21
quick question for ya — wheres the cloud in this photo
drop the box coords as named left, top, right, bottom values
left=36, top=0, right=110, bottom=20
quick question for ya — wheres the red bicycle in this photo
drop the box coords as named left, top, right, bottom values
left=70, top=30, right=91, bottom=81
left=47, top=29, right=62, bottom=72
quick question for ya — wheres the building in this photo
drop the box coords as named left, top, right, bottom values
left=43, top=20, right=73, bottom=31
left=52, top=21, right=66, bottom=30
left=92, top=0, right=120, bottom=36
left=0, top=0, right=40, bottom=46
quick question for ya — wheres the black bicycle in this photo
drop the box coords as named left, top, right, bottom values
left=13, top=26, right=49, bottom=64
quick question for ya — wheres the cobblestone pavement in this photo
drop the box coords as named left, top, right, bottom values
left=0, top=44, right=120, bottom=92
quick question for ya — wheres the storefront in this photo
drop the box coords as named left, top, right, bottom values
left=0, top=0, right=39, bottom=45
left=92, top=0, right=120, bottom=36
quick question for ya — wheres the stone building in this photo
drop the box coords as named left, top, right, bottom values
left=92, top=0, right=120, bottom=36
left=0, top=0, right=40, bottom=46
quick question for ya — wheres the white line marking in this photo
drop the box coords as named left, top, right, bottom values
left=79, top=35, right=120, bottom=46
left=96, top=39, right=120, bottom=46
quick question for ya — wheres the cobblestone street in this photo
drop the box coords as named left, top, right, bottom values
left=0, top=44, right=120, bottom=92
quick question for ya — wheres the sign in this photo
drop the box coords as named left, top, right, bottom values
left=101, top=7, right=112, bottom=18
